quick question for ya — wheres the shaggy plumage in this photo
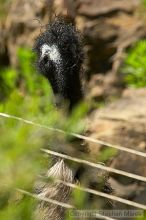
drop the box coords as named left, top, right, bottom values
left=34, top=160, right=73, bottom=220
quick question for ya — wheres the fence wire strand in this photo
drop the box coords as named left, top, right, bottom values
left=17, top=189, right=117, bottom=220
left=42, top=148, right=146, bottom=182
left=0, top=112, right=146, bottom=158
left=17, top=188, right=74, bottom=209
left=59, top=180, right=146, bottom=210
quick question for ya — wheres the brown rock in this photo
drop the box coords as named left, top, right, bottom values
left=87, top=88, right=146, bottom=184
left=4, top=0, right=49, bottom=65
left=2, top=0, right=146, bottom=76
left=77, top=0, right=140, bottom=17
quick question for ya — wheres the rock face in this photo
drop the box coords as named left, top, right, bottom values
left=76, top=0, right=145, bottom=74
left=87, top=88, right=146, bottom=205
left=2, top=0, right=49, bottom=65
left=1, top=0, right=146, bottom=102
left=1, top=0, right=146, bottom=73
left=89, top=88, right=146, bottom=149
left=77, top=0, right=139, bottom=17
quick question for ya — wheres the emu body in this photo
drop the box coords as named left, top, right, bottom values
left=34, top=17, right=84, bottom=220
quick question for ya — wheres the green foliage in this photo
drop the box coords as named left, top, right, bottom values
left=121, top=40, right=146, bottom=88
left=0, top=47, right=88, bottom=219
left=142, top=0, right=146, bottom=8
left=97, top=147, right=118, bottom=163
left=0, top=68, right=17, bottom=100
left=72, top=188, right=87, bottom=209
left=135, top=211, right=146, bottom=220
left=0, top=0, right=9, bottom=20
left=0, top=195, right=35, bottom=220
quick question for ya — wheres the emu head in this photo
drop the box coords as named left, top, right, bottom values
left=33, top=18, right=84, bottom=111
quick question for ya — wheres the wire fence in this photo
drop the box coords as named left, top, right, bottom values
left=1, top=112, right=146, bottom=158
left=17, top=189, right=116, bottom=220
left=1, top=112, right=146, bottom=219
left=42, top=149, right=146, bottom=182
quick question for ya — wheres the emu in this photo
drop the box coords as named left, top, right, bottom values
left=33, top=17, right=112, bottom=220
left=34, top=17, right=83, bottom=111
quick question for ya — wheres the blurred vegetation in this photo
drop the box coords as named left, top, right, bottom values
left=121, top=40, right=146, bottom=88
left=97, top=148, right=118, bottom=163
left=142, top=0, right=146, bottom=8
left=0, top=0, right=10, bottom=20
left=0, top=47, right=88, bottom=219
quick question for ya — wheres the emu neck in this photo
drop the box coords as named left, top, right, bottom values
left=48, top=66, right=83, bottom=111
left=65, top=70, right=83, bottom=111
